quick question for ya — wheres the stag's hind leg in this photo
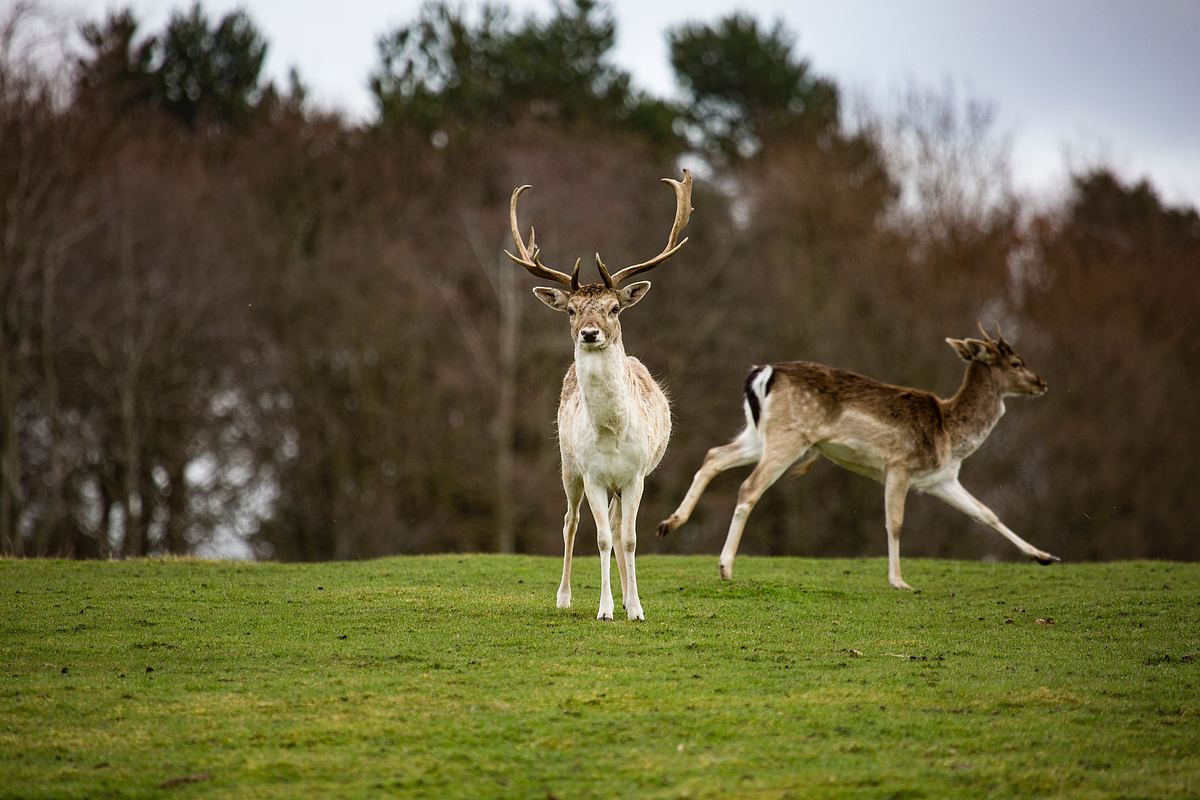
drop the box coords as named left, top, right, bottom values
left=718, top=440, right=815, bottom=580
left=927, top=480, right=1060, bottom=564
left=658, top=431, right=761, bottom=537
left=557, top=474, right=584, bottom=609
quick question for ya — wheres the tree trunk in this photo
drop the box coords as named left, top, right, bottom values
left=493, top=251, right=519, bottom=553
left=0, top=334, right=21, bottom=556
left=163, top=458, right=189, bottom=554
left=119, top=383, right=143, bottom=556
left=37, top=257, right=67, bottom=555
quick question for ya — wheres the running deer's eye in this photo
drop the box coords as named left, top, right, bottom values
left=567, top=308, right=576, bottom=316
left=609, top=306, right=619, bottom=316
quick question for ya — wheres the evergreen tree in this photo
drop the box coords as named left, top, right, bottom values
left=668, top=14, right=839, bottom=160
left=156, top=3, right=268, bottom=130
left=370, top=0, right=679, bottom=148
left=75, top=9, right=158, bottom=113
left=75, top=3, right=268, bottom=131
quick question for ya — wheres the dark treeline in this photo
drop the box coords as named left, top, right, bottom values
left=2, top=1, right=1197, bottom=561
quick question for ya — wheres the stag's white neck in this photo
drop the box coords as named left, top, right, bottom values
left=574, top=341, right=631, bottom=439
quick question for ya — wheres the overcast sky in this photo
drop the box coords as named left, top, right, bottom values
left=63, top=0, right=1200, bottom=207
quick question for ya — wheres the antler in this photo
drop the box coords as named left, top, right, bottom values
left=595, top=169, right=694, bottom=288
left=504, top=185, right=581, bottom=290
left=976, top=320, right=1008, bottom=344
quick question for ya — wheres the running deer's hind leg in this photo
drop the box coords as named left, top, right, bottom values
left=718, top=438, right=813, bottom=580
left=658, top=434, right=760, bottom=537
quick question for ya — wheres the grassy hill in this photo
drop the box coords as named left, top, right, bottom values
left=1, top=556, right=1197, bottom=798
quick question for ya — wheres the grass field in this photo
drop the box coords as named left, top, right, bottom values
left=1, top=555, right=1197, bottom=799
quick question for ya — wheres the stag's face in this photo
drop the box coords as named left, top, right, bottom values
left=946, top=335, right=1047, bottom=397
left=533, top=281, right=651, bottom=351
left=505, top=170, right=691, bottom=351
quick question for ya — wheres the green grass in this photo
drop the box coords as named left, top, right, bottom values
left=1, top=556, right=1198, bottom=799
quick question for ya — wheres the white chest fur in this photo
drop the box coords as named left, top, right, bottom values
left=568, top=347, right=656, bottom=488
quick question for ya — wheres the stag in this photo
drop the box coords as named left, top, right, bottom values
left=505, top=170, right=693, bottom=620
left=658, top=325, right=1059, bottom=589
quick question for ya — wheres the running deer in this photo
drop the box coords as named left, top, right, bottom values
left=505, top=170, right=693, bottom=620
left=657, top=325, right=1059, bottom=589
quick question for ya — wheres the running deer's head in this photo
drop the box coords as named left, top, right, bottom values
left=946, top=323, right=1048, bottom=397
left=504, top=170, right=694, bottom=351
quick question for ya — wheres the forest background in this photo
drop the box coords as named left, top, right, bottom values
left=2, top=0, right=1197, bottom=562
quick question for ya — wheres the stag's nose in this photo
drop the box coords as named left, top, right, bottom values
left=580, top=328, right=600, bottom=343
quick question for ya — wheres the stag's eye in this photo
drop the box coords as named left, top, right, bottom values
left=609, top=306, right=619, bottom=316
left=567, top=308, right=576, bottom=316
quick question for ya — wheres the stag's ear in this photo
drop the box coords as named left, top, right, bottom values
left=532, top=286, right=571, bottom=312
left=618, top=280, right=652, bottom=308
left=946, top=337, right=996, bottom=363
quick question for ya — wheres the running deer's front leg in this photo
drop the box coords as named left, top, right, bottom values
left=927, top=480, right=1060, bottom=564
left=884, top=469, right=913, bottom=590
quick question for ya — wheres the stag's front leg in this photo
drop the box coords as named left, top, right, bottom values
left=927, top=480, right=1060, bottom=564
left=619, top=477, right=645, bottom=621
left=557, top=475, right=584, bottom=609
left=583, top=478, right=616, bottom=620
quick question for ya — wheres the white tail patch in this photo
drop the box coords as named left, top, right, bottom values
left=743, top=365, right=774, bottom=429
left=730, top=365, right=774, bottom=460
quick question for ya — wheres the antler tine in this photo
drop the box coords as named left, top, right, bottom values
left=504, top=184, right=576, bottom=287
left=595, top=252, right=613, bottom=289
left=976, top=319, right=993, bottom=342
left=605, top=169, right=695, bottom=287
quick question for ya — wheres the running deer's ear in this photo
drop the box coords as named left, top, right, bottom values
left=946, top=337, right=997, bottom=364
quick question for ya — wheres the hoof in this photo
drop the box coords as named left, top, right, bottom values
left=890, top=579, right=914, bottom=591
left=626, top=603, right=645, bottom=621
left=656, top=518, right=675, bottom=537
left=1034, top=552, right=1060, bottom=565
left=718, top=562, right=732, bottom=580
left=597, top=598, right=614, bottom=621
left=556, top=595, right=571, bottom=609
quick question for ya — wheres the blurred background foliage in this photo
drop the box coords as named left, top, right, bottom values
left=2, top=0, right=1197, bottom=561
